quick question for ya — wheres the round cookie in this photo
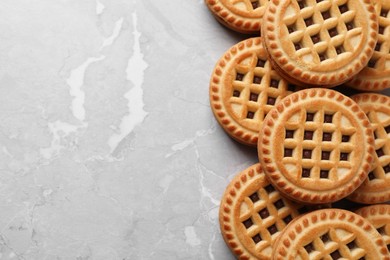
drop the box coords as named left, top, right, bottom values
left=261, top=0, right=378, bottom=87
left=209, top=37, right=298, bottom=146
left=273, top=208, right=390, bottom=259
left=355, top=204, right=390, bottom=252
left=348, top=93, right=390, bottom=204
left=204, top=0, right=269, bottom=34
left=219, top=163, right=304, bottom=259
left=258, top=88, right=375, bottom=204
left=347, top=0, right=390, bottom=91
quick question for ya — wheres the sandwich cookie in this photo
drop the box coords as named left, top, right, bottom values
left=355, top=204, right=390, bottom=253
left=273, top=208, right=390, bottom=259
left=348, top=93, right=390, bottom=204
left=262, top=0, right=378, bottom=87
left=219, top=163, right=308, bottom=259
left=205, top=0, right=269, bottom=34
left=258, top=88, right=375, bottom=204
left=347, top=0, right=390, bottom=91
left=210, top=37, right=298, bottom=146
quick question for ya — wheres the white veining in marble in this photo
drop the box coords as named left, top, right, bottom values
left=108, top=11, right=148, bottom=153
left=39, top=120, right=81, bottom=160
left=101, top=18, right=124, bottom=50
left=67, top=55, right=105, bottom=122
left=165, top=128, right=216, bottom=158
left=96, top=0, right=105, bottom=15
left=184, top=226, right=201, bottom=247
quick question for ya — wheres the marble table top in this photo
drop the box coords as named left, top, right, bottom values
left=0, top=0, right=388, bottom=259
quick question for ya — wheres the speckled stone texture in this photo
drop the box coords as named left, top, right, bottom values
left=0, top=0, right=257, bottom=259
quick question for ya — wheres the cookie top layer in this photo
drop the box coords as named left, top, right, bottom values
left=204, top=0, right=268, bottom=34
left=355, top=204, right=390, bottom=252
left=273, top=209, right=390, bottom=259
left=219, top=163, right=304, bottom=259
left=348, top=93, right=390, bottom=204
left=210, top=37, right=296, bottom=146
left=258, top=88, right=374, bottom=204
left=347, top=0, right=390, bottom=91
left=262, top=0, right=378, bottom=87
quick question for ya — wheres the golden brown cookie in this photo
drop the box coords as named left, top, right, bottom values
left=209, top=37, right=298, bottom=146
left=273, top=208, right=390, bottom=259
left=258, top=88, right=375, bottom=204
left=348, top=93, right=390, bottom=204
left=347, top=0, right=390, bottom=91
left=262, top=0, right=378, bottom=87
left=355, top=204, right=390, bottom=253
left=204, top=0, right=269, bottom=34
left=219, top=163, right=305, bottom=259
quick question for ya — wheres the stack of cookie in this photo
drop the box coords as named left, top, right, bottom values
left=206, top=0, right=390, bottom=259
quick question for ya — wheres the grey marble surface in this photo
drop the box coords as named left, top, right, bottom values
left=0, top=0, right=259, bottom=259
left=1, top=1, right=389, bottom=260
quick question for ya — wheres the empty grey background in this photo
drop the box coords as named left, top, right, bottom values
left=0, top=0, right=252, bottom=259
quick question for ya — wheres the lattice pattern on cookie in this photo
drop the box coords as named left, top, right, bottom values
left=240, top=185, right=296, bottom=251
left=376, top=224, right=390, bottom=252
left=228, top=0, right=269, bottom=10
left=205, top=0, right=267, bottom=34
left=284, top=0, right=362, bottom=64
left=299, top=228, right=367, bottom=259
left=282, top=109, right=355, bottom=181
left=230, top=54, right=295, bottom=122
left=219, top=164, right=305, bottom=259
left=366, top=1, right=390, bottom=70
left=365, top=110, right=390, bottom=182
left=355, top=205, right=390, bottom=254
